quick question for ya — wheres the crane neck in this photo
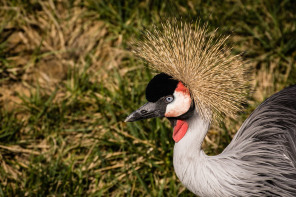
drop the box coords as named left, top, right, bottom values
left=173, top=110, right=215, bottom=195
left=173, top=110, right=209, bottom=157
left=172, top=110, right=243, bottom=196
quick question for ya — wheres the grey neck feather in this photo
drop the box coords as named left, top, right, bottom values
left=173, top=111, right=250, bottom=196
left=174, top=111, right=222, bottom=196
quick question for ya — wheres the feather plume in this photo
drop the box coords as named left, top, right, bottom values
left=132, top=19, right=248, bottom=121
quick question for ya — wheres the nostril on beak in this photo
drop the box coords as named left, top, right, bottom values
left=140, top=110, right=148, bottom=114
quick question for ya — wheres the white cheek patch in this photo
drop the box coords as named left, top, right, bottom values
left=165, top=91, right=192, bottom=117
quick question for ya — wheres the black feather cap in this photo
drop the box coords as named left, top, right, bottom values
left=145, top=73, right=179, bottom=102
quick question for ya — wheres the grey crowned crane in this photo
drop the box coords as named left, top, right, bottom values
left=125, top=20, right=296, bottom=196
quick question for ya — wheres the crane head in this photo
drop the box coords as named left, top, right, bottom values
left=131, top=20, right=248, bottom=122
left=125, top=73, right=195, bottom=142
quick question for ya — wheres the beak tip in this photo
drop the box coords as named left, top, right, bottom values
left=124, top=115, right=133, bottom=122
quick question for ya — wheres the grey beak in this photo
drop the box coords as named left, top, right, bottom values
left=125, top=102, right=163, bottom=122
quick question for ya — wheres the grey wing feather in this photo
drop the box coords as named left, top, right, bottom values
left=223, top=85, right=296, bottom=196
left=226, top=85, right=296, bottom=164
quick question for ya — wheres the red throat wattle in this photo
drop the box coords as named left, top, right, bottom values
left=173, top=120, right=188, bottom=143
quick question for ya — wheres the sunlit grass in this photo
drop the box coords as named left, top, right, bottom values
left=0, top=0, right=295, bottom=196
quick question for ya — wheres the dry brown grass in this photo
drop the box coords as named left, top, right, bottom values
left=0, top=0, right=126, bottom=111
left=0, top=0, right=129, bottom=194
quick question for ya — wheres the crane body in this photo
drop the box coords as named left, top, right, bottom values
left=173, top=85, right=296, bottom=196
left=125, top=20, right=296, bottom=196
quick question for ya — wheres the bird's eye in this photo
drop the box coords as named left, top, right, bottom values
left=165, top=96, right=174, bottom=103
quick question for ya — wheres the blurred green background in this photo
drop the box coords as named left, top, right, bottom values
left=0, top=0, right=296, bottom=196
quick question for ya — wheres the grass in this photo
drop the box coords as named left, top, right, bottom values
left=0, top=0, right=296, bottom=196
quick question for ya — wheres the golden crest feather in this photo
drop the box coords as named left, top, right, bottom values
left=132, top=19, right=248, bottom=121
